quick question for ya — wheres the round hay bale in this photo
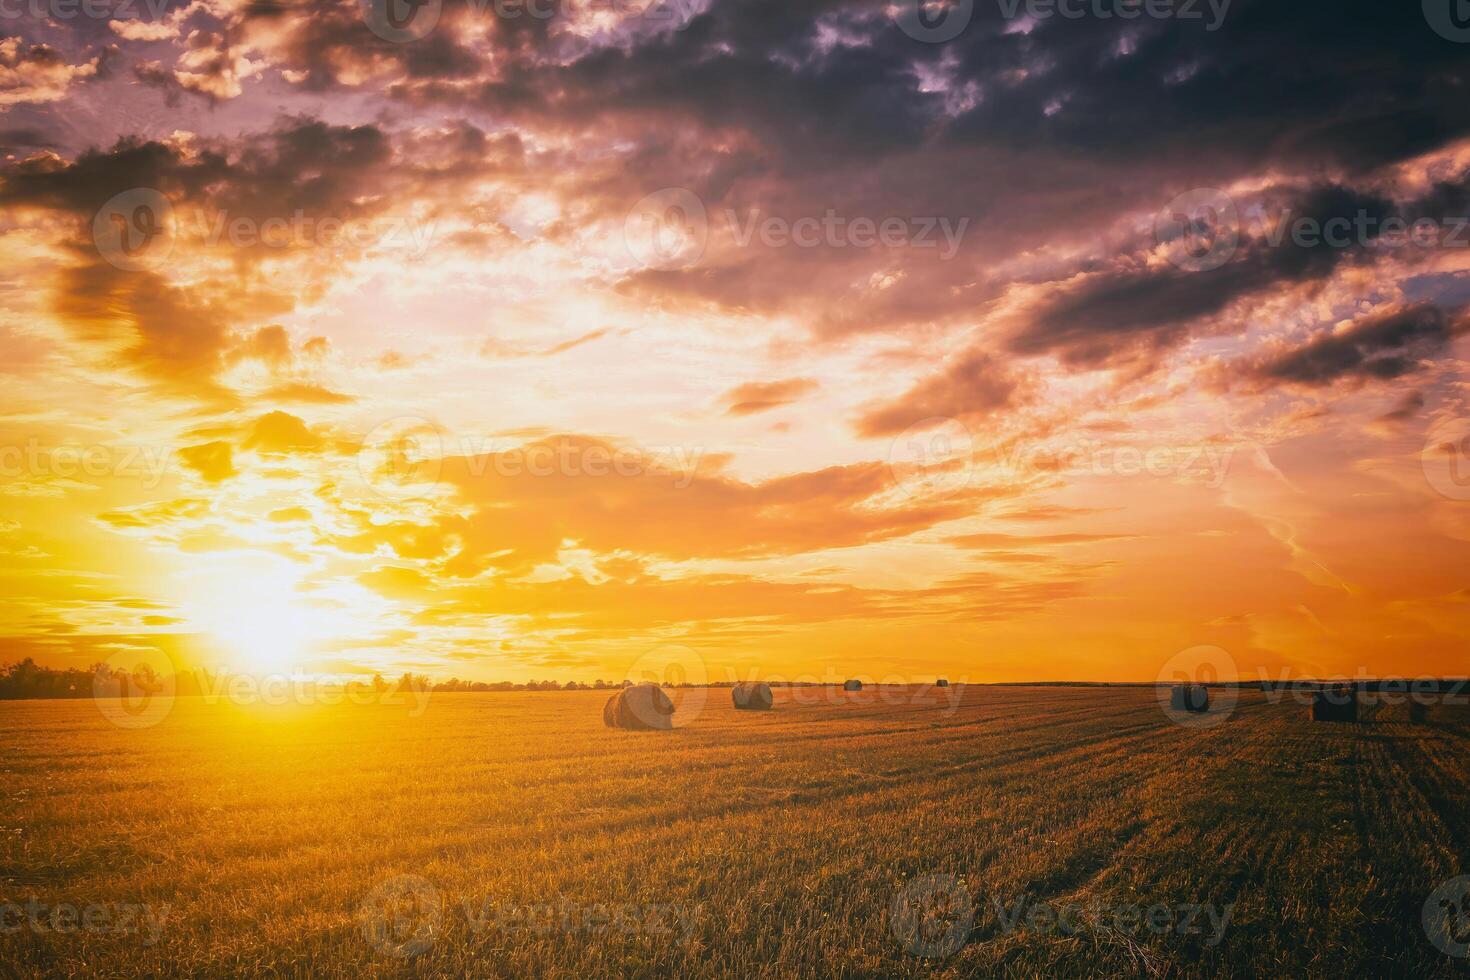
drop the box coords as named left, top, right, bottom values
left=1309, top=684, right=1359, bottom=722
left=1169, top=684, right=1209, bottom=713
left=603, top=681, right=675, bottom=730
left=843, top=679, right=862, bottom=692
left=731, top=681, right=773, bottom=711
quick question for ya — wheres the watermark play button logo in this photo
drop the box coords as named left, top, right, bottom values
left=357, top=416, right=445, bottom=502
left=890, top=874, right=974, bottom=958
left=362, top=0, right=441, bottom=42
left=1155, top=188, right=1239, bottom=272
left=624, top=643, right=709, bottom=725
left=893, top=0, right=974, bottom=42
left=360, top=874, right=443, bottom=958
left=1424, top=875, right=1470, bottom=957
left=1424, top=0, right=1470, bottom=41
left=1421, top=417, right=1470, bottom=501
left=92, top=649, right=176, bottom=730
left=886, top=417, right=975, bottom=497
left=93, top=188, right=175, bottom=273
left=623, top=188, right=708, bottom=271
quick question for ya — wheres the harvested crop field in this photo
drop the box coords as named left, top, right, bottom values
left=3, top=685, right=1469, bottom=977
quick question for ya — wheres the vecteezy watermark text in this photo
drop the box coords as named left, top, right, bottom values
left=0, top=440, right=171, bottom=489
left=193, top=671, right=433, bottom=717
left=458, top=439, right=704, bottom=486
left=987, top=893, right=1234, bottom=946
left=892, top=0, right=1230, bottom=43
left=885, top=417, right=1238, bottom=499
left=93, top=188, right=435, bottom=272
left=1255, top=210, right=1470, bottom=251
left=361, top=0, right=698, bottom=43
left=731, top=669, right=969, bottom=715
left=357, top=419, right=709, bottom=500
left=463, top=898, right=697, bottom=940
left=359, top=874, right=699, bottom=959
left=0, top=900, right=169, bottom=945
left=93, top=657, right=436, bottom=731
left=1156, top=187, right=1470, bottom=272
left=623, top=189, right=971, bottom=270
left=997, top=438, right=1234, bottom=487
left=189, top=208, right=435, bottom=253
left=890, top=874, right=1233, bottom=960
left=458, top=0, right=696, bottom=26
left=0, top=0, right=174, bottom=19
left=725, top=210, right=969, bottom=259
left=995, top=0, right=1229, bottom=29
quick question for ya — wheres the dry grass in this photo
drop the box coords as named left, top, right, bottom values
left=2, top=686, right=1468, bottom=977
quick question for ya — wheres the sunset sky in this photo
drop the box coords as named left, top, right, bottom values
left=1, top=0, right=1469, bottom=684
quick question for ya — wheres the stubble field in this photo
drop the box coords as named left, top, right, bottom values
left=3, top=685, right=1470, bottom=977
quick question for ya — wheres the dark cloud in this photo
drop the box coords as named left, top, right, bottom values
left=940, top=0, right=1470, bottom=173
left=15, top=0, right=1470, bottom=426
left=559, top=0, right=1467, bottom=346
left=1231, top=303, right=1463, bottom=389
left=35, top=0, right=1459, bottom=364
left=0, top=118, right=391, bottom=230
left=855, top=351, right=1023, bottom=437
left=1376, top=390, right=1425, bottom=426
left=1006, top=183, right=1396, bottom=368
left=227, top=0, right=491, bottom=92
left=0, top=127, right=56, bottom=151
left=51, top=261, right=239, bottom=404
left=131, top=60, right=186, bottom=105
left=377, top=0, right=1470, bottom=176
left=0, top=138, right=214, bottom=215
left=2, top=119, right=415, bottom=403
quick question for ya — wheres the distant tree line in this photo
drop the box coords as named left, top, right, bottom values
left=0, top=659, right=237, bottom=700
left=1, top=659, right=992, bottom=701
left=0, top=659, right=745, bottom=700
left=428, top=677, right=628, bottom=692
left=0, top=658, right=96, bottom=699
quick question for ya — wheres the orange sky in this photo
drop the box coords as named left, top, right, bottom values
left=1, top=0, right=1468, bottom=685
